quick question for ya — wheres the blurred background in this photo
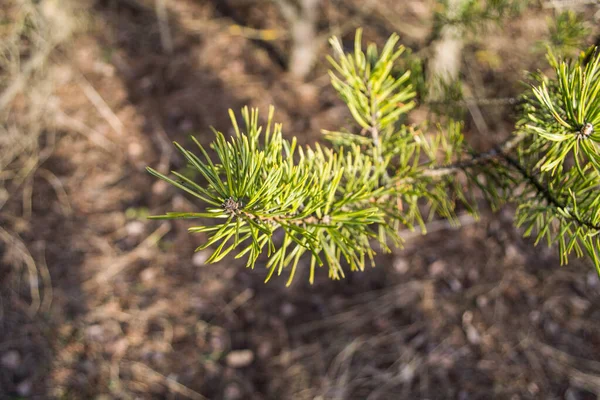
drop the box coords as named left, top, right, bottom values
left=1, top=0, right=600, bottom=398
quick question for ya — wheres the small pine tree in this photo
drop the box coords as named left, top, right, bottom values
left=148, top=29, right=600, bottom=285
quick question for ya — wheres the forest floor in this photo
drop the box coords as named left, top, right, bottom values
left=2, top=0, right=600, bottom=399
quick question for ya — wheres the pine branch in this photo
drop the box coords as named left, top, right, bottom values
left=503, top=154, right=600, bottom=231
left=147, top=29, right=600, bottom=282
left=424, top=132, right=527, bottom=177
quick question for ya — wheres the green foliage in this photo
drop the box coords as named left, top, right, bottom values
left=522, top=50, right=600, bottom=172
left=149, top=106, right=391, bottom=284
left=548, top=10, right=590, bottom=57
left=428, top=78, right=466, bottom=119
left=324, top=30, right=416, bottom=158
left=148, top=28, right=600, bottom=283
left=148, top=30, right=480, bottom=284
left=433, top=0, right=529, bottom=35
left=397, top=49, right=427, bottom=105
left=516, top=48, right=600, bottom=274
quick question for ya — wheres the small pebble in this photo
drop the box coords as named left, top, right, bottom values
left=429, top=260, right=446, bottom=277
left=125, top=221, right=145, bottom=237
left=545, top=320, right=560, bottom=335
left=504, top=244, right=525, bottom=264
left=223, top=383, right=243, bottom=400
left=86, top=324, right=105, bottom=341
left=192, top=250, right=211, bottom=267
left=140, top=267, right=158, bottom=282
left=16, top=380, right=32, bottom=397
left=152, top=180, right=169, bottom=195
left=465, top=324, right=481, bottom=345
left=462, top=311, right=474, bottom=325
left=128, top=142, right=143, bottom=158
left=179, top=119, right=194, bottom=132
left=209, top=333, right=227, bottom=354
left=93, top=61, right=115, bottom=77
left=570, top=296, right=589, bottom=314
left=476, top=295, right=488, bottom=308
left=190, top=297, right=209, bottom=312
left=393, top=258, right=409, bottom=274
left=587, top=272, right=599, bottom=288
left=449, top=278, right=463, bottom=292
left=1, top=351, right=21, bottom=369
left=172, top=195, right=187, bottom=210
left=529, top=310, right=541, bottom=323
left=257, top=342, right=272, bottom=359
left=280, top=302, right=296, bottom=318
left=225, top=350, right=254, bottom=368
left=527, top=382, right=539, bottom=395
left=399, top=363, right=415, bottom=382
left=467, top=268, right=479, bottom=282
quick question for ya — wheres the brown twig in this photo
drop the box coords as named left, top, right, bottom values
left=503, top=154, right=600, bottom=231
left=422, top=132, right=527, bottom=178
left=155, top=0, right=173, bottom=54
left=275, top=0, right=319, bottom=79
left=0, top=227, right=41, bottom=317
left=125, top=360, right=209, bottom=400
left=421, top=130, right=600, bottom=231
left=76, top=71, right=125, bottom=136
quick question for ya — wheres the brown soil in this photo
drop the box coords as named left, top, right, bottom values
left=2, top=1, right=600, bottom=399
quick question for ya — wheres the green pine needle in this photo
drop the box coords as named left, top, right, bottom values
left=148, top=30, right=600, bottom=283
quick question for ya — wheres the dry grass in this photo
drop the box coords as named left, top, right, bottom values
left=0, top=3, right=84, bottom=396
left=0, top=0, right=83, bottom=317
